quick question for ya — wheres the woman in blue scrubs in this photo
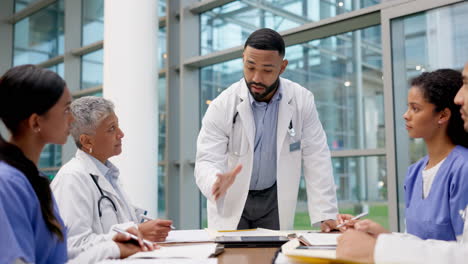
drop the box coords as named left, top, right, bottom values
left=0, top=65, right=154, bottom=264
left=338, top=69, right=468, bottom=242
left=403, top=69, right=468, bottom=241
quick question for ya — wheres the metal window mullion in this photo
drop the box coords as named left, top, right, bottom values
left=6, top=0, right=57, bottom=24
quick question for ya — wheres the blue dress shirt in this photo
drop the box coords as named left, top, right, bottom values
left=248, top=86, right=282, bottom=190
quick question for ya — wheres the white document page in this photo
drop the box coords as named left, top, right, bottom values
left=159, top=230, right=214, bottom=243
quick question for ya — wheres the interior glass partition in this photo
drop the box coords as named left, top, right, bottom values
left=200, top=0, right=382, bottom=55
left=13, top=0, right=64, bottom=65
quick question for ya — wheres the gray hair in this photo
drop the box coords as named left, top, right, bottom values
left=70, top=96, right=115, bottom=148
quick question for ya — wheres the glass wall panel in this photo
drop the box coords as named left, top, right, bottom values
left=82, top=0, right=104, bottom=46
left=81, top=49, right=103, bottom=89
left=159, top=27, right=167, bottom=69
left=200, top=25, right=383, bottom=151
left=158, top=77, right=167, bottom=162
left=283, top=25, right=383, bottom=150
left=39, top=144, right=62, bottom=168
left=295, top=156, right=388, bottom=229
left=200, top=0, right=382, bottom=55
left=46, top=63, right=64, bottom=78
left=159, top=0, right=166, bottom=16
left=82, top=0, right=165, bottom=46
left=158, top=165, right=166, bottom=218
left=13, top=0, right=64, bottom=65
left=15, top=0, right=39, bottom=12
left=200, top=58, right=242, bottom=115
left=41, top=168, right=60, bottom=181
left=391, top=1, right=468, bottom=230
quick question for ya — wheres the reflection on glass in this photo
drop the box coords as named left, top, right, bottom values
left=81, top=49, right=103, bottom=90
left=200, top=25, right=384, bottom=151
left=295, top=156, right=388, bottom=230
left=15, top=0, right=39, bottom=12
left=158, top=165, right=166, bottom=218
left=159, top=27, right=167, bottom=69
left=391, top=1, right=468, bottom=231
left=158, top=77, right=166, bottom=162
left=200, top=0, right=381, bottom=54
left=82, top=0, right=104, bottom=46
left=39, top=144, right=62, bottom=169
left=13, top=0, right=64, bottom=66
left=46, top=63, right=64, bottom=78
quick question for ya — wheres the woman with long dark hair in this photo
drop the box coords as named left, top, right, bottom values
left=0, top=65, right=154, bottom=264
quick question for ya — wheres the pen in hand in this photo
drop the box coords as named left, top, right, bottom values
left=112, top=226, right=155, bottom=248
left=336, top=212, right=369, bottom=229
left=140, top=214, right=176, bottom=230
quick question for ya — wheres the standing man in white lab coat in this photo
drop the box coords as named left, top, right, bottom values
left=336, top=62, right=468, bottom=264
left=195, top=28, right=338, bottom=231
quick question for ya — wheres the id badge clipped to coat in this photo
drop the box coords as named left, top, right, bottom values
left=288, top=122, right=301, bottom=152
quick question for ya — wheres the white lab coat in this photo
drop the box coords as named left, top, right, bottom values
left=195, top=77, right=338, bottom=230
left=374, top=205, right=468, bottom=264
left=51, top=149, right=145, bottom=257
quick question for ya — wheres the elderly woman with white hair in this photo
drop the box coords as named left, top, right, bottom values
left=52, top=96, right=172, bottom=256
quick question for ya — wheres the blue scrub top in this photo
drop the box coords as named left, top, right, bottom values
left=0, top=161, right=67, bottom=264
left=405, top=145, right=468, bottom=241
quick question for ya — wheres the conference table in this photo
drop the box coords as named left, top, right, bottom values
left=217, top=246, right=279, bottom=264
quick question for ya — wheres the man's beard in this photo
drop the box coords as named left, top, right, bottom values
left=246, top=77, right=280, bottom=102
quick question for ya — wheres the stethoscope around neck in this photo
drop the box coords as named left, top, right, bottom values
left=89, top=173, right=118, bottom=217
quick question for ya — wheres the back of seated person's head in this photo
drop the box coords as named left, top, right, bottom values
left=0, top=64, right=66, bottom=240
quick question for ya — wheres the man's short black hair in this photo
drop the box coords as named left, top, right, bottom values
left=244, top=28, right=285, bottom=57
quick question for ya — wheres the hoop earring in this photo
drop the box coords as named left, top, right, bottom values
left=89, top=148, right=93, bottom=154
left=34, top=128, right=41, bottom=133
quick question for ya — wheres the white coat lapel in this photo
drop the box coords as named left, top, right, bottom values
left=276, top=79, right=294, bottom=162
left=76, top=150, right=120, bottom=198
left=237, top=81, right=255, bottom=152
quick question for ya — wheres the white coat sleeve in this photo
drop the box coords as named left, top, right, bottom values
left=194, top=99, right=230, bottom=203
left=67, top=241, right=120, bottom=264
left=51, top=170, right=134, bottom=253
left=301, top=92, right=338, bottom=225
left=375, top=233, right=468, bottom=264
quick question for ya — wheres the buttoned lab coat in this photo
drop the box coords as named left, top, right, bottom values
left=51, top=149, right=145, bottom=253
left=195, top=77, right=338, bottom=230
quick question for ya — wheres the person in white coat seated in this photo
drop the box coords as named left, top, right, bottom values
left=195, top=28, right=338, bottom=231
left=336, top=62, right=468, bottom=264
left=51, top=96, right=172, bottom=255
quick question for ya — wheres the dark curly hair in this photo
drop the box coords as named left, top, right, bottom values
left=411, top=69, right=468, bottom=147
